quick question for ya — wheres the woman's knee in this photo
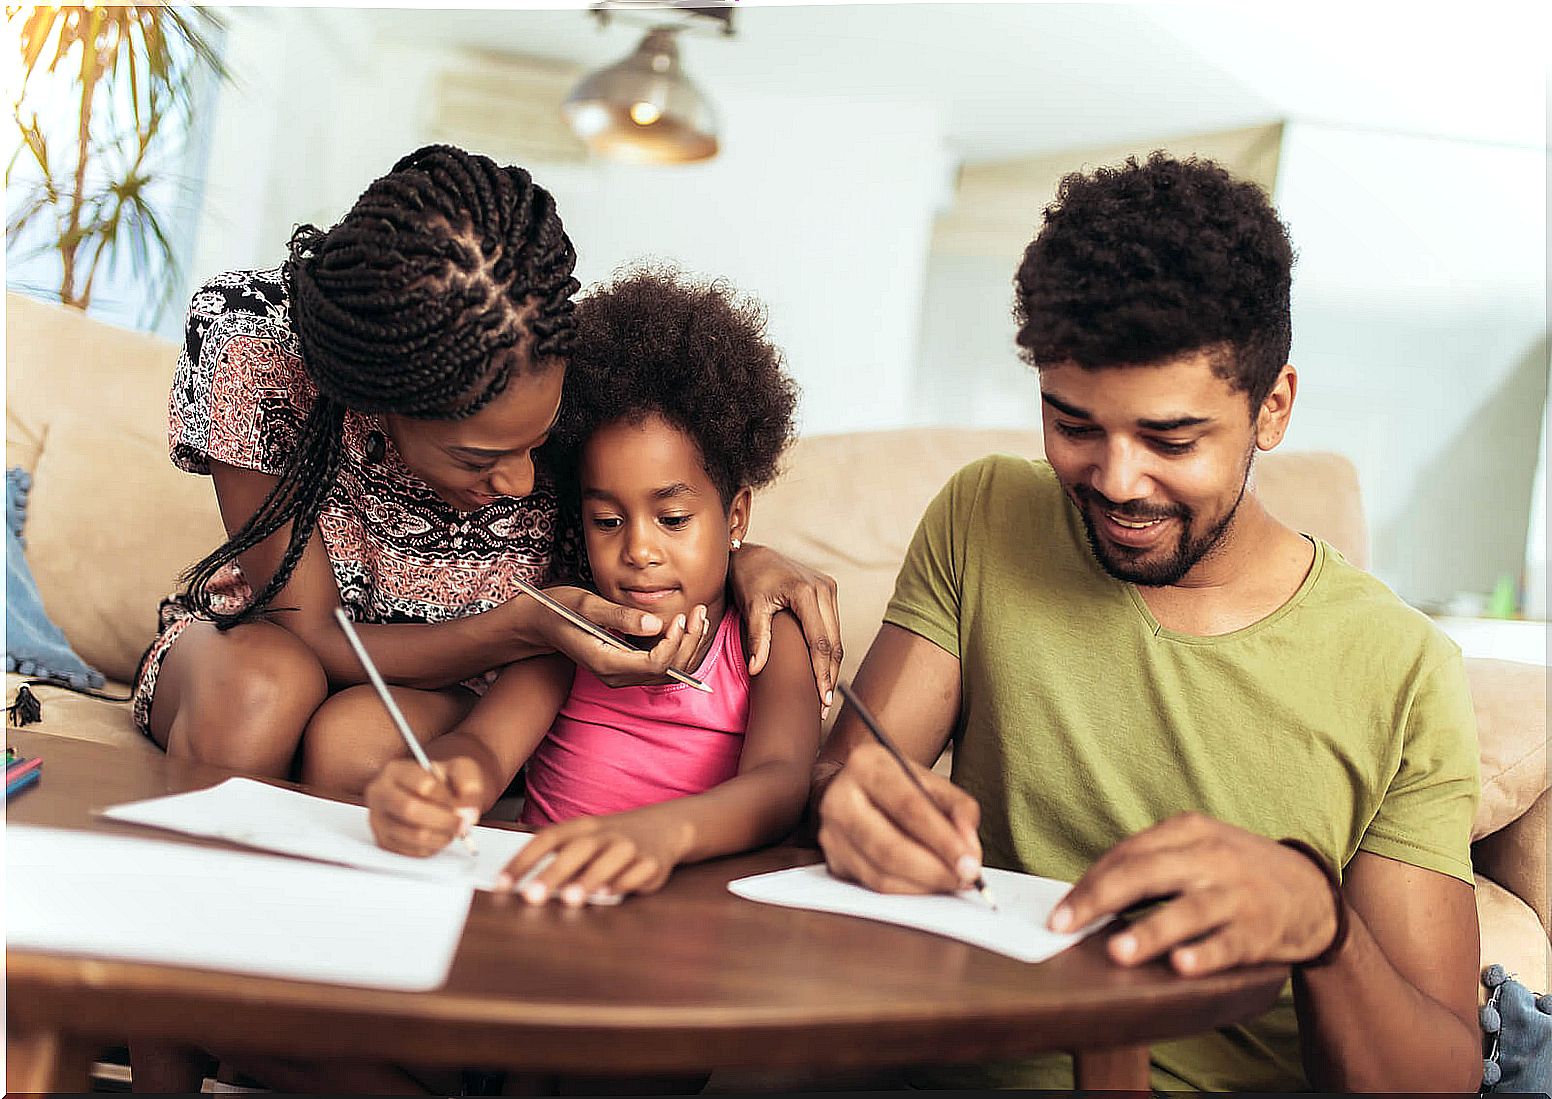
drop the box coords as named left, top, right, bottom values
left=301, top=687, right=409, bottom=793
left=302, top=686, right=476, bottom=794
left=161, top=623, right=329, bottom=773
left=218, top=636, right=329, bottom=719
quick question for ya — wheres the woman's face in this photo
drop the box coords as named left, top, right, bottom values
left=383, top=354, right=565, bottom=513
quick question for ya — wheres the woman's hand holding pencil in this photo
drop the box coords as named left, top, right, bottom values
left=517, top=583, right=713, bottom=693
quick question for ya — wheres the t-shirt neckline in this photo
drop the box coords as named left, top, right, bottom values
left=1121, top=534, right=1327, bottom=646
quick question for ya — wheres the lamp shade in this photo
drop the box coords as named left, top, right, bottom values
left=563, top=28, right=718, bottom=164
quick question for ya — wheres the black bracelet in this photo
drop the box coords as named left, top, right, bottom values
left=1278, top=837, right=1350, bottom=969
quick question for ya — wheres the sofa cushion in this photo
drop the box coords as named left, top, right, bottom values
left=1467, top=658, right=1550, bottom=840
left=6, top=292, right=180, bottom=476
left=4, top=672, right=151, bottom=752
left=1476, top=874, right=1550, bottom=1003
left=25, top=413, right=228, bottom=683
left=748, top=427, right=1045, bottom=693
left=1475, top=789, right=1549, bottom=936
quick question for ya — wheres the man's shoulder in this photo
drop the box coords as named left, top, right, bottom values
left=1308, top=542, right=1461, bottom=668
left=924, top=454, right=1066, bottom=551
left=941, top=452, right=1059, bottom=505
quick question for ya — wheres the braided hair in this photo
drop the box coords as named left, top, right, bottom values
left=180, top=144, right=579, bottom=629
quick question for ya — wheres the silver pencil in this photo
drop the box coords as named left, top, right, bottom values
left=507, top=575, right=712, bottom=694
left=334, top=608, right=479, bottom=856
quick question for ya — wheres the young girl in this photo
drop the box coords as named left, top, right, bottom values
left=364, top=265, right=821, bottom=905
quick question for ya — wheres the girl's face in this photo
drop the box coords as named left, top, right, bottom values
left=580, top=413, right=751, bottom=628
left=383, top=354, right=565, bottom=514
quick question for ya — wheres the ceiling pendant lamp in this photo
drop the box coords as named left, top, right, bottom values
left=563, top=26, right=719, bottom=165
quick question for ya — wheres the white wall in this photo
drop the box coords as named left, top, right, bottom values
left=908, top=122, right=1549, bottom=609
left=1525, top=385, right=1548, bottom=619
left=187, top=14, right=1548, bottom=610
left=190, top=17, right=952, bottom=436
left=911, top=124, right=1283, bottom=433
left=189, top=9, right=369, bottom=286
left=1274, top=123, right=1548, bottom=607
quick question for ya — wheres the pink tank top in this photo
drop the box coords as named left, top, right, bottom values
left=519, top=608, right=751, bottom=827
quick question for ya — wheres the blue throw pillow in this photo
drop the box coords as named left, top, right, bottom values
left=1480, top=964, right=1551, bottom=1093
left=5, top=467, right=105, bottom=689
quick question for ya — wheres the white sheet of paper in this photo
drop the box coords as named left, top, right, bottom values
left=728, top=863, right=1101, bottom=963
left=101, top=777, right=534, bottom=891
left=9, top=826, right=472, bottom=991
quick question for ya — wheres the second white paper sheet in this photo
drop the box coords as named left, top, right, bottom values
left=101, top=777, right=533, bottom=890
left=10, top=826, right=471, bottom=990
left=728, top=863, right=1097, bottom=963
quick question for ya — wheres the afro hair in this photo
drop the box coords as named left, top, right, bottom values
left=549, top=263, right=799, bottom=509
left=1014, top=152, right=1294, bottom=408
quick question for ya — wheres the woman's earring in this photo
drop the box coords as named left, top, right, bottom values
left=730, top=538, right=742, bottom=551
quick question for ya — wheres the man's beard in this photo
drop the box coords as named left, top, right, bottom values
left=1070, top=450, right=1253, bottom=587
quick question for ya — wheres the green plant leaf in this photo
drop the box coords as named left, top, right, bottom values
left=9, top=5, right=229, bottom=315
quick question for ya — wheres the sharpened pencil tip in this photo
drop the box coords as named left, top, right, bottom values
left=668, top=668, right=714, bottom=693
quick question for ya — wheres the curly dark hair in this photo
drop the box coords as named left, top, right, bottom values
left=552, top=264, right=799, bottom=509
left=1014, top=152, right=1294, bottom=410
left=181, top=144, right=579, bottom=628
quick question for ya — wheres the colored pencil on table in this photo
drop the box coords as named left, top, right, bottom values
left=6, top=754, right=42, bottom=797
left=333, top=608, right=479, bottom=856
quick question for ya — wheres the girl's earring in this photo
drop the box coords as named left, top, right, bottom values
left=730, top=538, right=742, bottom=552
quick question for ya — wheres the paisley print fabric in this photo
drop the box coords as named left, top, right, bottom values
left=132, top=268, right=574, bottom=734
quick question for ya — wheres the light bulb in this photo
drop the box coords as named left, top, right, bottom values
left=629, top=101, right=662, bottom=126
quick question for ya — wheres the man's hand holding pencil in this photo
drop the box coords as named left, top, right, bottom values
left=817, top=742, right=987, bottom=897
left=815, top=690, right=990, bottom=905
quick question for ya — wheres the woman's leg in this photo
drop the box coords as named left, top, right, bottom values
left=148, top=620, right=330, bottom=778
left=300, top=683, right=480, bottom=794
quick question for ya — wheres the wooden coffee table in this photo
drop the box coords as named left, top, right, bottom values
left=7, top=729, right=1287, bottom=1092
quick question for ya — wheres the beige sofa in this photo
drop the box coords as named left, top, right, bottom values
left=7, top=291, right=1548, bottom=1000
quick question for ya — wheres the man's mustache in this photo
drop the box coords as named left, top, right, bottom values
left=1071, top=484, right=1187, bottom=524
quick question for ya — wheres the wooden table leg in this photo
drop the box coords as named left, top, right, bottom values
left=7, top=1029, right=95, bottom=1094
left=1073, top=1042, right=1150, bottom=1091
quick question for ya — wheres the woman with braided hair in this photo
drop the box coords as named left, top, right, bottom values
left=131, top=144, right=843, bottom=795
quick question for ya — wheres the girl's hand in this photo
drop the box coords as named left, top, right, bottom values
left=728, top=544, right=842, bottom=712
left=495, top=812, right=692, bottom=906
left=365, top=758, right=484, bottom=857
left=523, top=587, right=711, bottom=688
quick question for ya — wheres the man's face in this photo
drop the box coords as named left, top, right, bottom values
left=1040, top=352, right=1275, bottom=587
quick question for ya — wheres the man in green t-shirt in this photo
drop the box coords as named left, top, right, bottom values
left=811, top=154, right=1482, bottom=1092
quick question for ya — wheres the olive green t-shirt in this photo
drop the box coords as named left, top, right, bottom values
left=885, top=456, right=1479, bottom=1093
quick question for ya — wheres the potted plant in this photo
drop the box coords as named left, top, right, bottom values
left=6, top=5, right=227, bottom=325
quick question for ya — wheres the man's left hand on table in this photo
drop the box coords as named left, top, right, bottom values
left=1049, top=812, right=1340, bottom=977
